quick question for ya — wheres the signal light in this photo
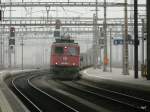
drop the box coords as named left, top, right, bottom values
left=55, top=19, right=61, bottom=29
left=10, top=27, right=15, bottom=37
left=9, top=39, right=15, bottom=45
left=54, top=30, right=60, bottom=37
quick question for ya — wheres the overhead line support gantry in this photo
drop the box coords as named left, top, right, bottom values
left=0, top=2, right=146, bottom=8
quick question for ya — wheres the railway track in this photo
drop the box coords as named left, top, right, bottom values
left=11, top=74, right=42, bottom=112
left=6, top=71, right=150, bottom=112
left=32, top=77, right=111, bottom=112
left=75, top=81, right=150, bottom=110
left=56, top=80, right=150, bottom=112
left=10, top=73, right=78, bottom=112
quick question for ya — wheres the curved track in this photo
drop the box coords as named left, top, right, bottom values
left=12, top=75, right=42, bottom=112
left=11, top=73, right=78, bottom=112
left=7, top=71, right=150, bottom=112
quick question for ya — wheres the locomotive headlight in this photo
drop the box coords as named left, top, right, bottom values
left=55, top=62, right=58, bottom=65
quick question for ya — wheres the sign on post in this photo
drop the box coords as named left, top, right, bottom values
left=113, top=39, right=136, bottom=45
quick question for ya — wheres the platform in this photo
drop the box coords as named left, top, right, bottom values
left=0, top=69, right=33, bottom=112
left=81, top=67, right=150, bottom=91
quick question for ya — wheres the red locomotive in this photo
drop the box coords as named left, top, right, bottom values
left=50, top=37, right=80, bottom=79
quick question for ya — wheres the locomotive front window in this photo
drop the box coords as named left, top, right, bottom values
left=55, top=47, right=64, bottom=54
left=67, top=47, right=78, bottom=56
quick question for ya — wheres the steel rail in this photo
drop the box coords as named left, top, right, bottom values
left=58, top=81, right=149, bottom=112
left=11, top=76, right=42, bottom=112
left=75, top=81, right=150, bottom=110
left=28, top=76, right=79, bottom=112
left=76, top=81, right=150, bottom=103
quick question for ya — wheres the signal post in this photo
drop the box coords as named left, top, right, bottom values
left=9, top=27, right=15, bottom=68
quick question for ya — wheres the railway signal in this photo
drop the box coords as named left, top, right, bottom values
left=10, top=27, right=15, bottom=37
left=54, top=30, right=60, bottom=37
left=55, top=19, right=61, bottom=29
left=9, top=39, right=15, bottom=45
left=9, top=27, right=15, bottom=46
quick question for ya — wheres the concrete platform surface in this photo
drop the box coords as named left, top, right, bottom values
left=81, top=67, right=150, bottom=89
left=0, top=88, right=13, bottom=112
left=0, top=69, right=35, bottom=112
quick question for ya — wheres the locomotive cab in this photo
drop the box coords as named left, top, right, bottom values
left=50, top=37, right=80, bottom=79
